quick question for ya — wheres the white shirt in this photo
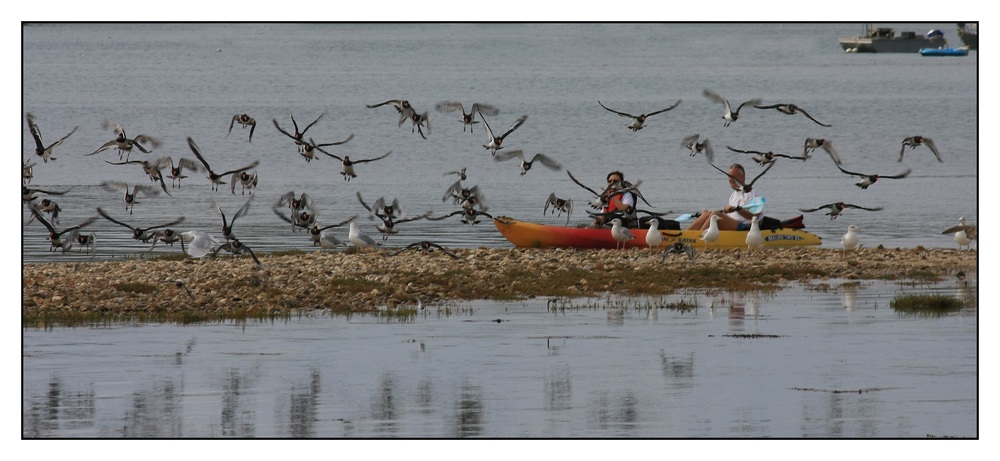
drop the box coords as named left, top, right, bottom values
left=727, top=188, right=758, bottom=224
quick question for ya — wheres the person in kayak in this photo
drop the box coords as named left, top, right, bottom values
left=592, top=170, right=636, bottom=226
left=686, top=163, right=759, bottom=231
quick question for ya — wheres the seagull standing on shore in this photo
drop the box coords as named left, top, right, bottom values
left=701, top=215, right=720, bottom=251
left=745, top=215, right=764, bottom=256
left=610, top=218, right=635, bottom=250
left=645, top=218, right=662, bottom=249
left=841, top=225, right=860, bottom=257
left=348, top=217, right=381, bottom=249
left=942, top=217, right=976, bottom=250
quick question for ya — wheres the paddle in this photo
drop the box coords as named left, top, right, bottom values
left=675, top=196, right=766, bottom=222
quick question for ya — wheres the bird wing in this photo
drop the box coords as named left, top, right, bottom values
left=883, top=168, right=912, bottom=179
left=735, top=99, right=762, bottom=114
left=425, top=210, right=464, bottom=221
left=478, top=109, right=496, bottom=141
left=96, top=207, right=136, bottom=231
left=366, top=100, right=400, bottom=109
left=186, top=137, right=215, bottom=174
left=773, top=152, right=807, bottom=161
left=835, top=163, right=865, bottom=177
left=843, top=204, right=884, bottom=211
left=493, top=149, right=524, bottom=162
left=227, top=115, right=238, bottom=136
left=218, top=160, right=260, bottom=178
left=499, top=115, right=528, bottom=139
left=353, top=151, right=392, bottom=164
left=47, top=126, right=78, bottom=150
left=681, top=134, right=699, bottom=149
left=435, top=101, right=463, bottom=113
left=753, top=103, right=783, bottom=110
left=709, top=162, right=746, bottom=188
left=644, top=99, right=682, bottom=117
left=301, top=112, right=326, bottom=136
left=726, top=146, right=767, bottom=156
left=318, top=133, right=355, bottom=147
left=530, top=153, right=562, bottom=171
left=26, top=114, right=44, bottom=150
left=567, top=170, right=602, bottom=198
left=746, top=160, right=776, bottom=187
left=100, top=180, right=129, bottom=193
left=87, top=139, right=119, bottom=156
left=924, top=138, right=943, bottom=162
left=597, top=101, right=636, bottom=119
left=702, top=89, right=726, bottom=105
left=356, top=191, right=373, bottom=213
left=821, top=142, right=842, bottom=165
left=794, top=107, right=831, bottom=127
left=472, top=102, right=499, bottom=116
left=272, top=119, right=299, bottom=141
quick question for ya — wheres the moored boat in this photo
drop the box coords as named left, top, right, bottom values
left=493, top=216, right=822, bottom=250
left=839, top=24, right=946, bottom=53
left=920, top=47, right=969, bottom=56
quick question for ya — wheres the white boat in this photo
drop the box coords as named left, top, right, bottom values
left=839, top=24, right=947, bottom=53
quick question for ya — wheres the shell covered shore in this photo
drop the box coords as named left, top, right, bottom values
left=22, top=246, right=977, bottom=325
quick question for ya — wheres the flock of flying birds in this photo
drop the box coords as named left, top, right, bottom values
left=23, top=89, right=974, bottom=268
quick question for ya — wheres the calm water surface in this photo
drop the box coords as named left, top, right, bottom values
left=23, top=277, right=977, bottom=438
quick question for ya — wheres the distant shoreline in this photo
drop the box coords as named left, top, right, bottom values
left=22, top=247, right=977, bottom=326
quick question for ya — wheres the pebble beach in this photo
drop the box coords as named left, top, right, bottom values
left=22, top=246, right=977, bottom=325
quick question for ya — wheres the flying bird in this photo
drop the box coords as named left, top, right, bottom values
left=366, top=99, right=416, bottom=124
left=681, top=134, right=714, bottom=163
left=187, top=137, right=260, bottom=191
left=28, top=204, right=96, bottom=253
left=407, top=111, right=431, bottom=139
left=435, top=101, right=498, bottom=133
left=211, top=238, right=263, bottom=268
left=726, top=146, right=806, bottom=165
left=544, top=193, right=573, bottom=225
left=493, top=150, right=561, bottom=176
left=299, top=134, right=355, bottom=162
left=165, top=157, right=203, bottom=189
left=703, top=89, right=760, bottom=127
left=835, top=164, right=911, bottom=189
left=798, top=202, right=883, bottom=220
left=104, top=157, right=172, bottom=195
left=273, top=111, right=325, bottom=152
left=803, top=138, right=842, bottom=165
left=316, top=146, right=392, bottom=181
left=227, top=114, right=257, bottom=142
left=214, top=196, right=253, bottom=241
left=899, top=136, right=942, bottom=163
left=100, top=180, right=161, bottom=215
left=754, top=102, right=831, bottom=127
left=26, top=113, right=77, bottom=163
left=443, top=167, right=468, bottom=181
left=97, top=207, right=185, bottom=241
left=385, top=241, right=463, bottom=259
left=231, top=170, right=258, bottom=195
left=88, top=122, right=159, bottom=161
left=597, top=100, right=681, bottom=132
left=480, top=111, right=528, bottom=155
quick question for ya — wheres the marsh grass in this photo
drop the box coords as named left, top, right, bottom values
left=890, top=294, right=964, bottom=316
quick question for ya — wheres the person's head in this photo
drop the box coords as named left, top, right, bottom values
left=607, top=170, right=624, bottom=185
left=727, top=164, right=746, bottom=190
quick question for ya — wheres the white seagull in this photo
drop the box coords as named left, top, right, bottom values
left=745, top=215, right=764, bottom=256
left=701, top=214, right=721, bottom=251
left=348, top=217, right=381, bottom=249
left=942, top=217, right=976, bottom=250
left=610, top=218, right=635, bottom=250
left=841, top=224, right=860, bottom=257
left=645, top=218, right=663, bottom=249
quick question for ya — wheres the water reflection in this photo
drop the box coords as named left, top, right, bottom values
left=452, top=382, right=483, bottom=438
left=22, top=279, right=978, bottom=438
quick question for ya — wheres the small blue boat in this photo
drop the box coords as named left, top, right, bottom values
left=920, top=47, right=969, bottom=56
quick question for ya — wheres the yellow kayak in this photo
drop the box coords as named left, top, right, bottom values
left=493, top=216, right=822, bottom=250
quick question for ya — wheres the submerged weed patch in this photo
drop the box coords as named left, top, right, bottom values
left=890, top=294, right=964, bottom=315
